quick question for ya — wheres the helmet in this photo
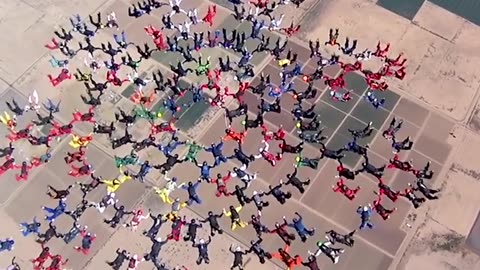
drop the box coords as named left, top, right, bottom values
left=156, top=237, right=162, bottom=242
left=133, top=254, right=138, bottom=259
left=199, top=238, right=205, bottom=244
left=363, top=206, right=368, bottom=211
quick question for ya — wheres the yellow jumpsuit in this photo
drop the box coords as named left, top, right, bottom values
left=101, top=169, right=131, bottom=193
left=278, top=59, right=291, bottom=67
left=102, top=179, right=122, bottom=193
left=69, top=134, right=91, bottom=148
left=117, top=168, right=132, bottom=183
left=153, top=180, right=184, bottom=204
left=223, top=206, right=248, bottom=231
left=0, top=112, right=15, bottom=130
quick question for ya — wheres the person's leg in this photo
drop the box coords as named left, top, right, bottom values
left=196, top=254, right=203, bottom=264
left=295, top=183, right=305, bottom=194
left=404, top=141, right=413, bottom=150
left=43, top=207, right=55, bottom=214
left=21, top=228, right=30, bottom=237
left=194, top=195, right=202, bottom=205
left=300, top=233, right=307, bottom=242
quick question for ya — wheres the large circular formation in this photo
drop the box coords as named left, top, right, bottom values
left=0, top=0, right=440, bottom=269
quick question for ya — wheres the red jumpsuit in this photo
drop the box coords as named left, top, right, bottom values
left=373, top=41, right=390, bottom=58
left=373, top=195, right=396, bottom=220
left=49, top=122, right=74, bottom=137
left=364, top=71, right=383, bottom=81
left=15, top=162, right=33, bottom=181
left=151, top=120, right=176, bottom=135
left=68, top=161, right=92, bottom=177
left=201, top=70, right=221, bottom=91
left=387, top=154, right=412, bottom=171
left=45, top=255, right=68, bottom=270
left=268, top=222, right=295, bottom=244
left=145, top=26, right=167, bottom=50
left=64, top=148, right=86, bottom=164
left=126, top=209, right=149, bottom=231
left=271, top=245, right=303, bottom=270
left=332, top=178, right=360, bottom=200
left=380, top=65, right=406, bottom=80
left=393, top=67, right=406, bottom=80
left=45, top=38, right=60, bottom=50
left=281, top=23, right=301, bottom=37
left=131, top=91, right=155, bottom=105
left=258, top=148, right=280, bottom=166
left=144, top=25, right=161, bottom=37
left=377, top=180, right=400, bottom=202
left=211, top=172, right=232, bottom=197
left=202, top=5, right=217, bottom=27
left=107, top=70, right=128, bottom=86
left=32, top=244, right=52, bottom=269
left=48, top=68, right=72, bottom=87
left=366, top=78, right=388, bottom=91
left=250, top=0, right=268, bottom=8
left=168, top=218, right=186, bottom=241
left=224, top=128, right=247, bottom=144
left=72, top=106, right=95, bottom=123
left=8, top=124, right=33, bottom=141
left=341, top=61, right=362, bottom=73
left=0, top=157, right=15, bottom=175
left=386, top=53, right=407, bottom=67
left=154, top=35, right=167, bottom=50
left=324, top=74, right=345, bottom=89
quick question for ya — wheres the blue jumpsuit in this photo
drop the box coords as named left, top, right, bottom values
left=357, top=207, right=374, bottom=229
left=182, top=182, right=202, bottom=205
left=137, top=162, right=152, bottom=183
left=0, top=239, right=14, bottom=252
left=43, top=200, right=67, bottom=221
left=20, top=217, right=41, bottom=236
left=205, top=142, right=228, bottom=166
left=199, top=163, right=214, bottom=181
